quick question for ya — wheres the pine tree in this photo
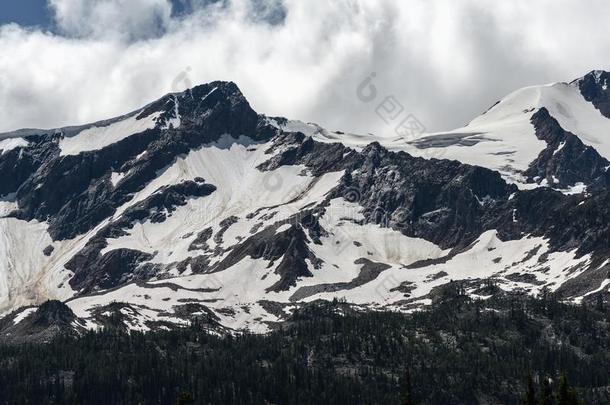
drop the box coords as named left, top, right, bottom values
left=539, top=378, right=555, bottom=405
left=557, top=373, right=580, bottom=405
left=524, top=374, right=537, bottom=405
left=596, top=294, right=604, bottom=312
left=176, top=392, right=194, bottom=405
left=400, top=369, right=415, bottom=405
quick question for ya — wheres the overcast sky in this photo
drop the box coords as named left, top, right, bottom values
left=1, top=0, right=610, bottom=135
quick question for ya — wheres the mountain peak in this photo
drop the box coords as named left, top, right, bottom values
left=572, top=69, right=610, bottom=85
left=134, top=80, right=254, bottom=130
left=188, top=80, right=243, bottom=99
left=0, top=80, right=252, bottom=141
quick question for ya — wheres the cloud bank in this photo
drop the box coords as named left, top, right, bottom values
left=1, top=0, right=610, bottom=135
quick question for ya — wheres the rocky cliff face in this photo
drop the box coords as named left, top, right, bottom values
left=525, top=108, right=610, bottom=191
left=1, top=72, right=610, bottom=336
left=574, top=70, right=610, bottom=118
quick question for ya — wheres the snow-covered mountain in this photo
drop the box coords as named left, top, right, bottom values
left=1, top=72, right=610, bottom=339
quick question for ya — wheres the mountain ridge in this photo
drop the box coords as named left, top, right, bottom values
left=1, top=71, right=610, bottom=338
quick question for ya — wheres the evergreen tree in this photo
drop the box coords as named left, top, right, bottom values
left=524, top=375, right=537, bottom=405
left=539, top=378, right=555, bottom=405
left=557, top=373, right=580, bottom=405
left=0, top=293, right=609, bottom=404
left=176, top=392, right=194, bottom=405
left=400, top=369, right=415, bottom=405
left=596, top=294, right=604, bottom=312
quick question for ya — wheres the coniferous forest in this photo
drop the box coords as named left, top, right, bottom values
left=0, top=285, right=609, bottom=404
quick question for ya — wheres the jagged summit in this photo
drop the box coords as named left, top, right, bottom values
left=0, top=80, right=254, bottom=141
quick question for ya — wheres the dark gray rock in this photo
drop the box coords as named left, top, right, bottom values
left=63, top=179, right=217, bottom=293
left=213, top=214, right=323, bottom=292
left=189, top=227, right=213, bottom=251
left=574, top=70, right=610, bottom=118
left=261, top=135, right=515, bottom=251
left=0, top=301, right=85, bottom=344
left=289, top=258, right=391, bottom=301
left=4, top=78, right=610, bottom=322
left=525, top=108, right=610, bottom=191
left=68, top=248, right=155, bottom=293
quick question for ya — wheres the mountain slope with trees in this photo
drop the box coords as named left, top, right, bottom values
left=0, top=284, right=608, bottom=404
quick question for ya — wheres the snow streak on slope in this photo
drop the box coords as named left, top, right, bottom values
left=267, top=118, right=385, bottom=152
left=269, top=109, right=543, bottom=187
left=59, top=111, right=161, bottom=156
left=0, top=210, right=136, bottom=316
left=62, top=183, right=592, bottom=333
left=66, top=197, right=451, bottom=333
left=301, top=198, right=448, bottom=284
left=0, top=196, right=17, bottom=217
left=66, top=257, right=284, bottom=333
left=63, top=211, right=592, bottom=334
left=412, top=85, right=547, bottom=186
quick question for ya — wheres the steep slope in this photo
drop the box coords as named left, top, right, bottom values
left=1, top=73, right=610, bottom=335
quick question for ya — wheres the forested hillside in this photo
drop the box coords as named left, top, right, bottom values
left=0, top=284, right=609, bottom=404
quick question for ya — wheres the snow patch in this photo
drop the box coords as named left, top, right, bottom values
left=275, top=224, right=292, bottom=234
left=102, top=137, right=344, bottom=267
left=110, top=172, right=126, bottom=187
left=0, top=138, right=28, bottom=155
left=583, top=279, right=610, bottom=298
left=12, top=307, right=36, bottom=325
left=0, top=219, right=67, bottom=315
left=59, top=112, right=160, bottom=156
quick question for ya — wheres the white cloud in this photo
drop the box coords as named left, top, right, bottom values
left=49, top=0, right=173, bottom=40
left=1, top=0, right=610, bottom=134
